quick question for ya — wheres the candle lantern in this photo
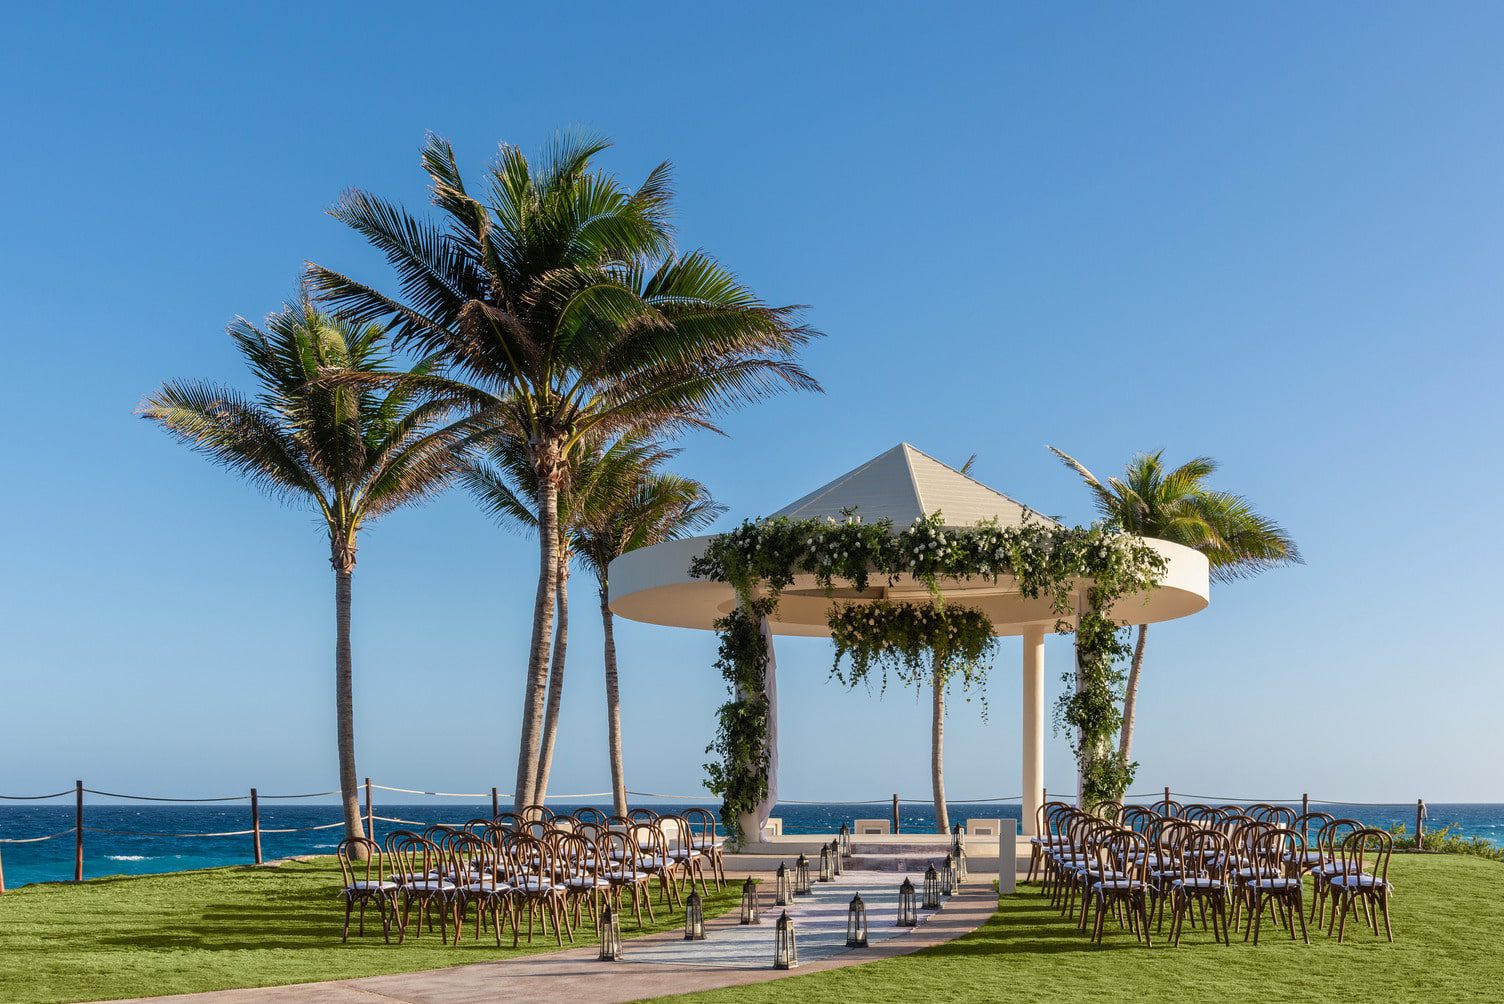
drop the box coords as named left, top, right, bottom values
left=775, top=862, right=791, bottom=906
left=684, top=889, right=706, bottom=940
left=942, top=852, right=956, bottom=896
left=740, top=876, right=761, bottom=924
left=845, top=892, right=869, bottom=947
left=838, top=823, right=852, bottom=859
left=951, top=826, right=969, bottom=885
left=897, top=877, right=918, bottom=926
left=830, top=839, right=844, bottom=877
left=923, top=863, right=941, bottom=909
left=598, top=904, right=623, bottom=960
left=819, top=843, right=833, bottom=882
left=794, top=853, right=812, bottom=895
left=774, top=910, right=799, bottom=969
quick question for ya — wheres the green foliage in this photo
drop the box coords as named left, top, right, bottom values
left=691, top=511, right=1168, bottom=814
left=1389, top=823, right=1504, bottom=862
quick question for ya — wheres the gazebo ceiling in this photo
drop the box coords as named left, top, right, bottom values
left=608, top=444, right=1211, bottom=638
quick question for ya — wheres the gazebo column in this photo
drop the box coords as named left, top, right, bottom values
left=736, top=609, right=780, bottom=843
left=1021, top=626, right=1046, bottom=836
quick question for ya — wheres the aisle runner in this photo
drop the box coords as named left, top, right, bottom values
left=625, top=871, right=941, bottom=969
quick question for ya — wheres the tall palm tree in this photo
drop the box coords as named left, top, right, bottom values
left=462, top=434, right=668, bottom=802
left=307, top=132, right=819, bottom=806
left=574, top=461, right=723, bottom=817
left=1048, top=447, right=1301, bottom=765
left=140, top=300, right=468, bottom=849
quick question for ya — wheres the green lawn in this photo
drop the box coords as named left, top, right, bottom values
left=661, top=855, right=1504, bottom=1004
left=0, top=857, right=736, bottom=1004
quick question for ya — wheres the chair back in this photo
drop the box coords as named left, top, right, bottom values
left=504, top=831, right=557, bottom=888
left=684, top=807, right=720, bottom=847
left=1181, top=803, right=1217, bottom=823
left=390, top=833, right=442, bottom=886
left=517, top=803, right=553, bottom=822
left=597, top=829, right=639, bottom=884
left=336, top=837, right=383, bottom=889
left=1092, top=800, right=1125, bottom=822
left=451, top=832, right=500, bottom=891
left=1177, top=827, right=1230, bottom=884
left=628, top=807, right=660, bottom=823
left=1148, top=798, right=1183, bottom=819
left=1109, top=827, right=1151, bottom=889
left=572, top=806, right=607, bottom=825
left=1337, top=828, right=1392, bottom=887
left=1315, top=817, right=1365, bottom=867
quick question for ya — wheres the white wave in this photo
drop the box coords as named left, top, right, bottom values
left=106, top=855, right=152, bottom=861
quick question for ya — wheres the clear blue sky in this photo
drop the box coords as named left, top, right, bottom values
left=2, top=2, right=1500, bottom=805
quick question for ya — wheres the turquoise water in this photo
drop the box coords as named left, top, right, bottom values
left=1, top=801, right=1497, bottom=889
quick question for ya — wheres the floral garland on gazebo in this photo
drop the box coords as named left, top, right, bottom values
left=689, top=512, right=1168, bottom=844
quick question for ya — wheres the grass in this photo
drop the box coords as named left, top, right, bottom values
left=0, top=857, right=737, bottom=1004
left=659, top=855, right=1504, bottom=1004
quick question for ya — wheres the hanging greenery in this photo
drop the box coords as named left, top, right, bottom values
left=692, top=512, right=1166, bottom=836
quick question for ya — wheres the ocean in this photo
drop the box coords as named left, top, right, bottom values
left=1, top=800, right=1499, bottom=890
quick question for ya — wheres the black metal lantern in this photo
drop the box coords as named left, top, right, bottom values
left=951, top=826, right=968, bottom=885
left=598, top=903, right=623, bottom=960
left=684, top=889, right=706, bottom=941
left=838, top=822, right=852, bottom=859
left=774, top=910, right=799, bottom=969
left=775, top=862, right=791, bottom=906
left=923, top=863, right=941, bottom=909
left=942, top=852, right=956, bottom=896
left=897, top=877, right=918, bottom=926
left=819, top=843, right=833, bottom=882
left=846, top=892, right=869, bottom=947
left=830, top=838, right=843, bottom=877
left=794, top=853, right=812, bottom=895
left=741, top=876, right=761, bottom=924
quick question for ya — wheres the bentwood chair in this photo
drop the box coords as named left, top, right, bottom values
left=390, top=834, right=457, bottom=944
left=572, top=806, right=608, bottom=825
left=1328, top=828, right=1395, bottom=943
left=450, top=833, right=512, bottom=946
left=628, top=807, right=661, bottom=823
left=1148, top=798, right=1184, bottom=820
left=684, top=808, right=727, bottom=888
left=1242, top=828, right=1309, bottom=944
left=1091, top=828, right=1154, bottom=946
left=503, top=832, right=571, bottom=947
left=1309, top=818, right=1364, bottom=927
left=336, top=837, right=396, bottom=943
left=555, top=832, right=610, bottom=930
left=599, top=828, right=656, bottom=927
left=516, top=804, right=554, bottom=823
left=1149, top=819, right=1197, bottom=931
left=1291, top=812, right=1334, bottom=873
left=631, top=820, right=683, bottom=908
left=1169, top=828, right=1232, bottom=946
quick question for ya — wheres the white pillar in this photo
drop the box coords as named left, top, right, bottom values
left=736, top=612, right=780, bottom=844
left=1021, top=625, right=1045, bottom=837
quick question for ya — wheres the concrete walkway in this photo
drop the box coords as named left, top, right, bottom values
left=123, top=880, right=997, bottom=1004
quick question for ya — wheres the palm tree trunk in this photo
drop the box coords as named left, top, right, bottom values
left=931, top=656, right=949, bottom=835
left=1117, top=624, right=1149, bottom=765
left=515, top=452, right=560, bottom=809
left=334, top=563, right=367, bottom=854
left=535, top=554, right=570, bottom=802
left=600, top=587, right=628, bottom=818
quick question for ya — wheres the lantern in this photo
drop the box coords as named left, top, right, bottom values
left=896, top=877, right=918, bottom=926
left=740, top=876, right=761, bottom=924
left=819, top=843, right=833, bottom=882
left=775, top=862, right=792, bottom=906
left=794, top=853, right=812, bottom=896
left=942, top=852, right=956, bottom=896
left=838, top=822, right=852, bottom=859
left=598, top=903, right=623, bottom=960
left=951, top=826, right=968, bottom=885
left=684, top=889, right=706, bottom=941
left=846, top=892, right=869, bottom=947
left=774, top=910, right=799, bottom=969
left=923, top=863, right=941, bottom=909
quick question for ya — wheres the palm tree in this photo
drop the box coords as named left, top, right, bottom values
left=307, top=132, right=819, bottom=806
left=140, top=300, right=468, bottom=849
left=1048, top=447, right=1301, bottom=765
left=573, top=456, right=723, bottom=817
left=462, top=434, right=667, bottom=801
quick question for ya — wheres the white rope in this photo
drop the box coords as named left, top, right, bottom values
left=368, top=784, right=500, bottom=798
left=0, top=829, right=75, bottom=844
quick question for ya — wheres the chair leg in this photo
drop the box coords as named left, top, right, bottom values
left=341, top=897, right=353, bottom=943
left=1380, top=892, right=1394, bottom=943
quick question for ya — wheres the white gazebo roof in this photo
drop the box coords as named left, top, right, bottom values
left=608, top=443, right=1210, bottom=638
left=771, top=443, right=1057, bottom=529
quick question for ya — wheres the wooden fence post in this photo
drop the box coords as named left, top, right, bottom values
left=364, top=777, right=374, bottom=839
left=250, top=788, right=262, bottom=865
left=1416, top=799, right=1425, bottom=847
left=74, top=780, right=84, bottom=882
left=1163, top=785, right=1171, bottom=809
left=491, top=787, right=500, bottom=818
left=1, top=843, right=6, bottom=894
left=891, top=794, right=900, bottom=834
left=1302, top=792, right=1310, bottom=839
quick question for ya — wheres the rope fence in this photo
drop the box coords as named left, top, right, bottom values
left=0, top=777, right=1445, bottom=892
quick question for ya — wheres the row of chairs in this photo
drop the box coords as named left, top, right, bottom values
left=1029, top=801, right=1395, bottom=947
left=335, top=807, right=725, bottom=946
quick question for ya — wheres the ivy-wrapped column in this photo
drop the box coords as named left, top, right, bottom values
left=737, top=611, right=779, bottom=842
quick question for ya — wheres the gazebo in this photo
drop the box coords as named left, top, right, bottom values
left=608, top=443, right=1210, bottom=844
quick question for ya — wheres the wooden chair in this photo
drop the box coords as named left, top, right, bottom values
left=450, top=832, right=512, bottom=946
left=1087, top=828, right=1153, bottom=946
left=1148, top=798, right=1184, bottom=819
left=572, top=806, right=608, bottom=825
left=684, top=807, right=726, bottom=888
left=1168, top=828, right=1232, bottom=946
left=1309, top=817, right=1364, bottom=927
left=335, top=837, right=395, bottom=943
left=1242, top=827, right=1309, bottom=944
left=502, top=832, right=571, bottom=947
left=389, top=833, right=457, bottom=944
left=599, top=828, right=656, bottom=927
left=555, top=832, right=610, bottom=930
left=630, top=819, right=683, bottom=908
left=1328, top=828, right=1394, bottom=942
